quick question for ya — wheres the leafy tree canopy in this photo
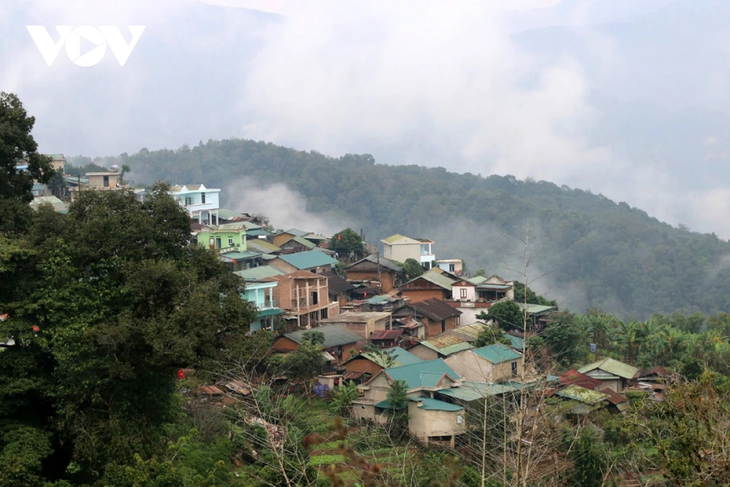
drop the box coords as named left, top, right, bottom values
left=330, top=228, right=364, bottom=257
left=484, top=301, right=524, bottom=331
left=400, top=258, right=424, bottom=280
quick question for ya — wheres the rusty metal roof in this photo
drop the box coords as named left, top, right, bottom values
left=560, top=370, right=602, bottom=390
left=370, top=329, right=403, bottom=341
left=412, top=298, right=462, bottom=321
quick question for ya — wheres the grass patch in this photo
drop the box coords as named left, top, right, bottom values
left=312, top=440, right=348, bottom=452
left=310, top=454, right=347, bottom=466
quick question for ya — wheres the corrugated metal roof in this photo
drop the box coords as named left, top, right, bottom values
left=384, top=359, right=460, bottom=390
left=285, top=228, right=309, bottom=237
left=516, top=303, right=555, bottom=315
left=288, top=236, right=317, bottom=249
left=555, top=385, right=610, bottom=405
left=247, top=240, right=282, bottom=253
left=421, top=333, right=471, bottom=351
left=388, top=347, right=423, bottom=366
left=410, top=396, right=464, bottom=411
left=578, top=358, right=639, bottom=380
left=277, top=250, right=337, bottom=270
left=217, top=208, right=244, bottom=219
left=234, top=265, right=286, bottom=281
left=599, top=388, right=627, bottom=405
left=472, top=344, right=522, bottom=364
left=321, top=311, right=391, bottom=323
left=560, top=370, right=602, bottom=390
left=284, top=324, right=362, bottom=348
left=405, top=270, right=456, bottom=290
left=412, top=297, right=462, bottom=321
left=370, top=329, right=403, bottom=341
left=220, top=250, right=261, bottom=261
left=504, top=333, right=524, bottom=350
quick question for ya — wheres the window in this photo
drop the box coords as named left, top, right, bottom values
left=511, top=361, right=518, bottom=376
left=460, top=288, right=467, bottom=299
left=228, top=237, right=234, bottom=247
left=456, top=317, right=460, bottom=326
left=184, top=196, right=192, bottom=206
left=441, top=320, right=446, bottom=333
left=449, top=264, right=455, bottom=272
left=201, top=193, right=206, bottom=204
left=311, top=291, right=318, bottom=305
left=456, top=415, right=463, bottom=424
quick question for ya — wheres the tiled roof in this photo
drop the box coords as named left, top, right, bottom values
left=284, top=324, right=362, bottom=348
left=384, top=359, right=461, bottom=390
left=277, top=250, right=338, bottom=270
left=578, top=358, right=639, bottom=380
left=472, top=343, right=522, bottom=364
left=411, top=298, right=462, bottom=321
left=410, top=396, right=464, bottom=411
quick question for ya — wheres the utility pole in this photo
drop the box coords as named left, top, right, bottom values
left=376, top=249, right=382, bottom=295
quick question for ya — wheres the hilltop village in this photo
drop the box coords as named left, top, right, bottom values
left=29, top=161, right=669, bottom=447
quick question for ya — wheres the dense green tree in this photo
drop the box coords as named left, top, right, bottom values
left=386, top=380, right=409, bottom=440
left=400, top=258, right=425, bottom=280
left=0, top=186, right=257, bottom=484
left=569, top=428, right=605, bottom=487
left=482, top=301, right=524, bottom=331
left=329, top=228, right=364, bottom=258
left=513, top=281, right=558, bottom=308
left=0, top=92, right=54, bottom=233
left=283, top=331, right=325, bottom=394
left=544, top=312, right=587, bottom=365
left=473, top=326, right=511, bottom=348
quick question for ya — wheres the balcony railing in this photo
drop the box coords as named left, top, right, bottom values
left=260, top=299, right=278, bottom=309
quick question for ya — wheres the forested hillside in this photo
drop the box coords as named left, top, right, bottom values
left=77, top=139, right=730, bottom=319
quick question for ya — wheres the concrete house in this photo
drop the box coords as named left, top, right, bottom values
left=263, top=270, right=340, bottom=328
left=436, top=259, right=463, bottom=274
left=398, top=270, right=456, bottom=303
left=319, top=311, right=392, bottom=340
left=577, top=358, right=639, bottom=393
left=272, top=228, right=309, bottom=248
left=444, top=343, right=524, bottom=382
left=242, top=280, right=283, bottom=332
left=406, top=335, right=474, bottom=361
left=197, top=223, right=247, bottom=252
left=352, top=359, right=466, bottom=446
left=381, top=234, right=436, bottom=270
left=346, top=255, right=403, bottom=293
left=170, top=184, right=221, bottom=225
left=269, top=250, right=338, bottom=274
left=271, top=324, right=362, bottom=366
left=393, top=297, right=461, bottom=337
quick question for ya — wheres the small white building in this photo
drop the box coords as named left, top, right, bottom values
left=170, top=184, right=220, bottom=224
left=436, top=259, right=463, bottom=273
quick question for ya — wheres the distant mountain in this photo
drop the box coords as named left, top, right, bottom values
left=76, top=139, right=730, bottom=320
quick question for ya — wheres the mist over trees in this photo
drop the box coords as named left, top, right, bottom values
left=82, top=139, right=730, bottom=319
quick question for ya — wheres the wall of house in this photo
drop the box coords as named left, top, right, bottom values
left=268, top=259, right=299, bottom=274
left=400, top=289, right=447, bottom=304
left=269, top=275, right=339, bottom=327
left=344, top=358, right=383, bottom=376
left=384, top=243, right=420, bottom=263
left=445, top=352, right=494, bottom=382
left=407, top=344, right=439, bottom=361
left=326, top=341, right=359, bottom=365
left=347, top=270, right=397, bottom=293
left=423, top=316, right=458, bottom=338
left=452, top=284, right=475, bottom=302
left=407, top=404, right=467, bottom=443
left=272, top=232, right=296, bottom=248
left=197, top=231, right=247, bottom=250
left=271, top=336, right=299, bottom=354
left=597, top=378, right=623, bottom=393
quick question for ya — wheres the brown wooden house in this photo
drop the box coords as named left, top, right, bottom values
left=398, top=270, right=455, bottom=303
left=393, top=298, right=462, bottom=338
left=346, top=255, right=403, bottom=293
left=270, top=324, right=363, bottom=366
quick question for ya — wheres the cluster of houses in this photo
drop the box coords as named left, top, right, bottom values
left=26, top=169, right=673, bottom=448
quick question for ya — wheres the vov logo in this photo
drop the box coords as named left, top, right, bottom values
left=26, top=26, right=146, bottom=67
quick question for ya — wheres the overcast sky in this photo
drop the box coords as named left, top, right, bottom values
left=4, top=0, right=730, bottom=238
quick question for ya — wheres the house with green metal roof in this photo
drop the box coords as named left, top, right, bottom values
left=444, top=343, right=527, bottom=382
left=280, top=235, right=317, bottom=252
left=578, top=358, right=639, bottom=393
left=234, top=265, right=286, bottom=281
left=398, top=269, right=456, bottom=303
left=342, top=347, right=424, bottom=382
left=269, top=250, right=338, bottom=274
left=197, top=223, right=247, bottom=253
left=247, top=239, right=282, bottom=254
left=352, top=359, right=467, bottom=447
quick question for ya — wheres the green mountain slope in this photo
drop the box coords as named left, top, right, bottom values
left=78, top=139, right=730, bottom=319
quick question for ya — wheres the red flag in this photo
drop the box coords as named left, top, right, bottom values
left=178, top=369, right=185, bottom=380
left=338, top=234, right=341, bottom=241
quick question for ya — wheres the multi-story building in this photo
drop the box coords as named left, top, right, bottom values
left=170, top=184, right=220, bottom=224
left=381, top=234, right=435, bottom=269
left=263, top=270, right=340, bottom=328
left=242, top=280, right=283, bottom=332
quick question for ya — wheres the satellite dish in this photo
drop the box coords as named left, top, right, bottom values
left=110, top=164, right=119, bottom=172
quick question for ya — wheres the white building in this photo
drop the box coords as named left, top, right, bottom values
left=170, top=184, right=220, bottom=224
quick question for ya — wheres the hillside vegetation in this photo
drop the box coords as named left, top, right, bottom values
left=77, top=139, right=730, bottom=318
